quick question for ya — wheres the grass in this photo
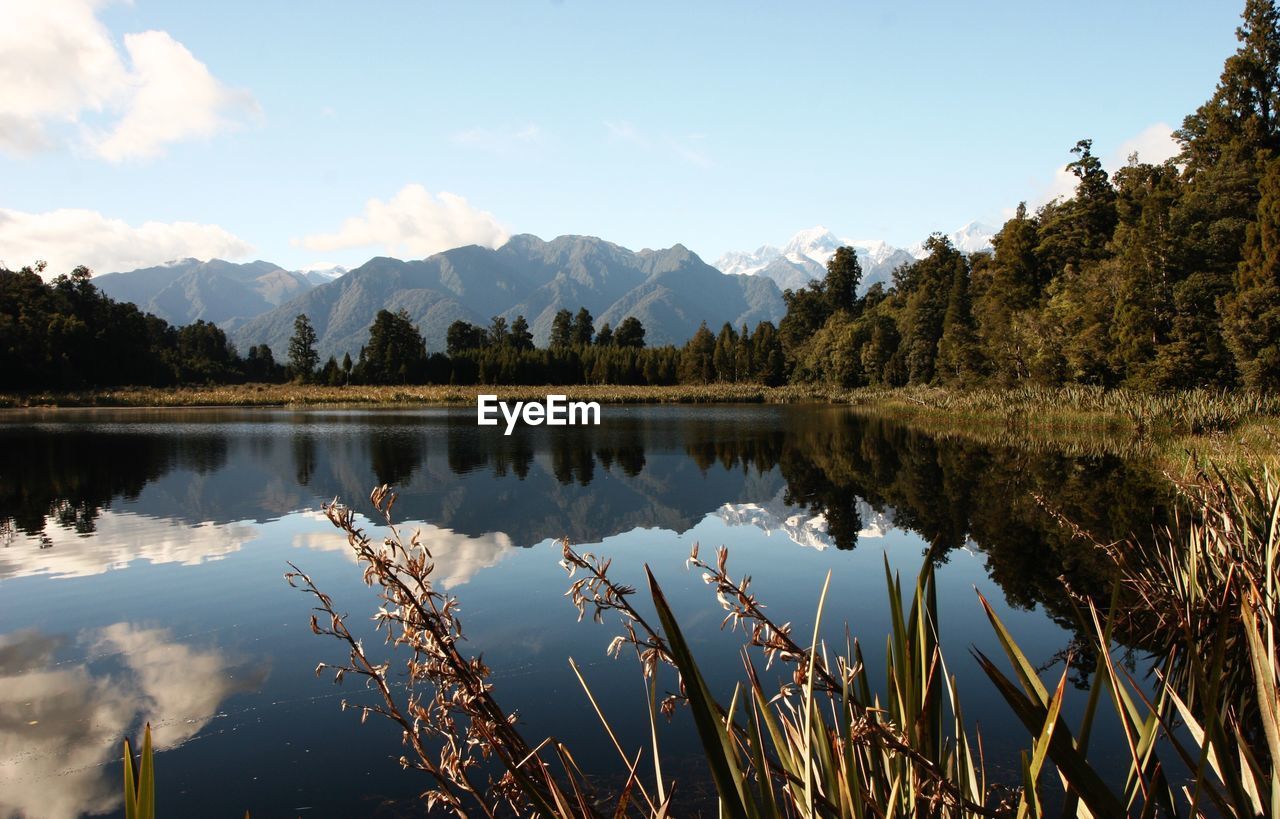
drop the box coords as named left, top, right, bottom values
left=291, top=464, right=1280, bottom=817
left=0, top=382, right=835, bottom=408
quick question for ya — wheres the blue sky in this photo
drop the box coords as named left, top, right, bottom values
left=0, top=0, right=1246, bottom=275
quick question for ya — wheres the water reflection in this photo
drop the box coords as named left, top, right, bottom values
left=0, top=625, right=262, bottom=819
left=0, top=407, right=1170, bottom=619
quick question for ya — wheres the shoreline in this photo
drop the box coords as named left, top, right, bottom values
left=4, top=382, right=1275, bottom=475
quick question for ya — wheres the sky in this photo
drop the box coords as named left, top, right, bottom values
left=0, top=0, right=1248, bottom=277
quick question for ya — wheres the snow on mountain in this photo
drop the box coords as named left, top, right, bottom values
left=294, top=264, right=348, bottom=286
left=906, top=221, right=997, bottom=259
left=717, top=245, right=781, bottom=277
left=716, top=222, right=996, bottom=294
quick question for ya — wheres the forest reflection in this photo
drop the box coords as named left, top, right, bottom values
left=0, top=407, right=1171, bottom=632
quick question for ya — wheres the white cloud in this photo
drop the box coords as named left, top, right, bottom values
left=1113, top=122, right=1179, bottom=166
left=0, top=206, right=254, bottom=277
left=296, top=184, right=510, bottom=259
left=92, top=30, right=260, bottom=161
left=0, top=0, right=257, bottom=161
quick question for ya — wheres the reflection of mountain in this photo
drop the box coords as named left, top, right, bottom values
left=0, top=624, right=261, bottom=819
left=717, top=491, right=896, bottom=550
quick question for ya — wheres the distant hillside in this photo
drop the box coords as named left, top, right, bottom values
left=94, top=258, right=321, bottom=331
left=231, top=235, right=785, bottom=359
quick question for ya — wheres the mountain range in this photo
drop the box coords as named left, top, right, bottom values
left=89, top=223, right=995, bottom=360
left=230, top=234, right=784, bottom=359
left=714, top=223, right=995, bottom=294
left=93, top=259, right=344, bottom=331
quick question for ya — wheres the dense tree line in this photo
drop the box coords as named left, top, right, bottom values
left=0, top=264, right=288, bottom=390
left=317, top=306, right=785, bottom=387
left=782, top=0, right=1280, bottom=391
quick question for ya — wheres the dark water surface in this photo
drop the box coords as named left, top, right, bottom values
left=0, top=405, right=1172, bottom=818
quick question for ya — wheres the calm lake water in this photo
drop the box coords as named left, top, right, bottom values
left=0, top=405, right=1173, bottom=818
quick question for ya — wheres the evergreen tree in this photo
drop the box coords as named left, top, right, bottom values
left=824, top=246, right=863, bottom=313
left=364, top=309, right=427, bottom=384
left=549, top=309, right=574, bottom=349
left=614, top=316, right=646, bottom=348
left=342, top=351, right=353, bottom=384
left=488, top=315, right=510, bottom=347
left=679, top=322, right=716, bottom=383
left=734, top=324, right=753, bottom=381
left=713, top=323, right=738, bottom=381
left=936, top=260, right=983, bottom=385
left=447, top=320, right=486, bottom=355
left=1223, top=155, right=1280, bottom=387
left=287, top=314, right=319, bottom=382
left=749, top=321, right=785, bottom=385
left=897, top=236, right=964, bottom=384
left=571, top=307, right=595, bottom=347
left=594, top=322, right=613, bottom=346
left=510, top=315, right=534, bottom=351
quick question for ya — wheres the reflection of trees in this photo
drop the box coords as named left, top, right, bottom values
left=369, top=429, right=426, bottom=487
left=0, top=624, right=263, bottom=819
left=2, top=408, right=1173, bottom=652
left=0, top=429, right=227, bottom=538
left=293, top=433, right=316, bottom=486
left=773, top=413, right=1172, bottom=648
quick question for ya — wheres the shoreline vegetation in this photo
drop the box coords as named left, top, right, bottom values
left=286, top=465, right=1280, bottom=818
left=5, top=382, right=1276, bottom=475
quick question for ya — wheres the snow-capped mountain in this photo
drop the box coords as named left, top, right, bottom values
left=906, top=221, right=997, bottom=258
left=716, top=222, right=996, bottom=294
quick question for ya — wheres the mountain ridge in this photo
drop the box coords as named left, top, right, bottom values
left=228, top=234, right=785, bottom=359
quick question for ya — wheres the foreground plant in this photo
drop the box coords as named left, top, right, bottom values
left=292, top=468, right=1280, bottom=817
left=122, top=723, right=155, bottom=819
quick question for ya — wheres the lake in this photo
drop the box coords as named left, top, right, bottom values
left=0, top=405, right=1173, bottom=818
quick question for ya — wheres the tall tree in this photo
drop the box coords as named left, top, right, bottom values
left=594, top=322, right=613, bottom=346
left=549, top=309, right=573, bottom=349
left=364, top=309, right=427, bottom=384
left=571, top=307, right=594, bottom=347
left=488, top=315, right=510, bottom=347
left=936, top=261, right=983, bottom=385
left=287, top=314, right=319, bottom=382
left=1223, top=155, right=1280, bottom=387
left=510, top=315, right=534, bottom=351
left=824, top=246, right=863, bottom=313
left=679, top=322, right=716, bottom=384
left=713, top=322, right=737, bottom=381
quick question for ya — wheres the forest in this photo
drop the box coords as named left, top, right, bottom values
left=3, top=0, right=1279, bottom=393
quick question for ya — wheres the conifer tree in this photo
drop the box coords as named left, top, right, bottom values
left=287, top=314, right=319, bottom=382
left=571, top=308, right=594, bottom=347
left=614, top=316, right=646, bottom=348
left=510, top=315, right=534, bottom=351
left=1224, top=155, right=1280, bottom=387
